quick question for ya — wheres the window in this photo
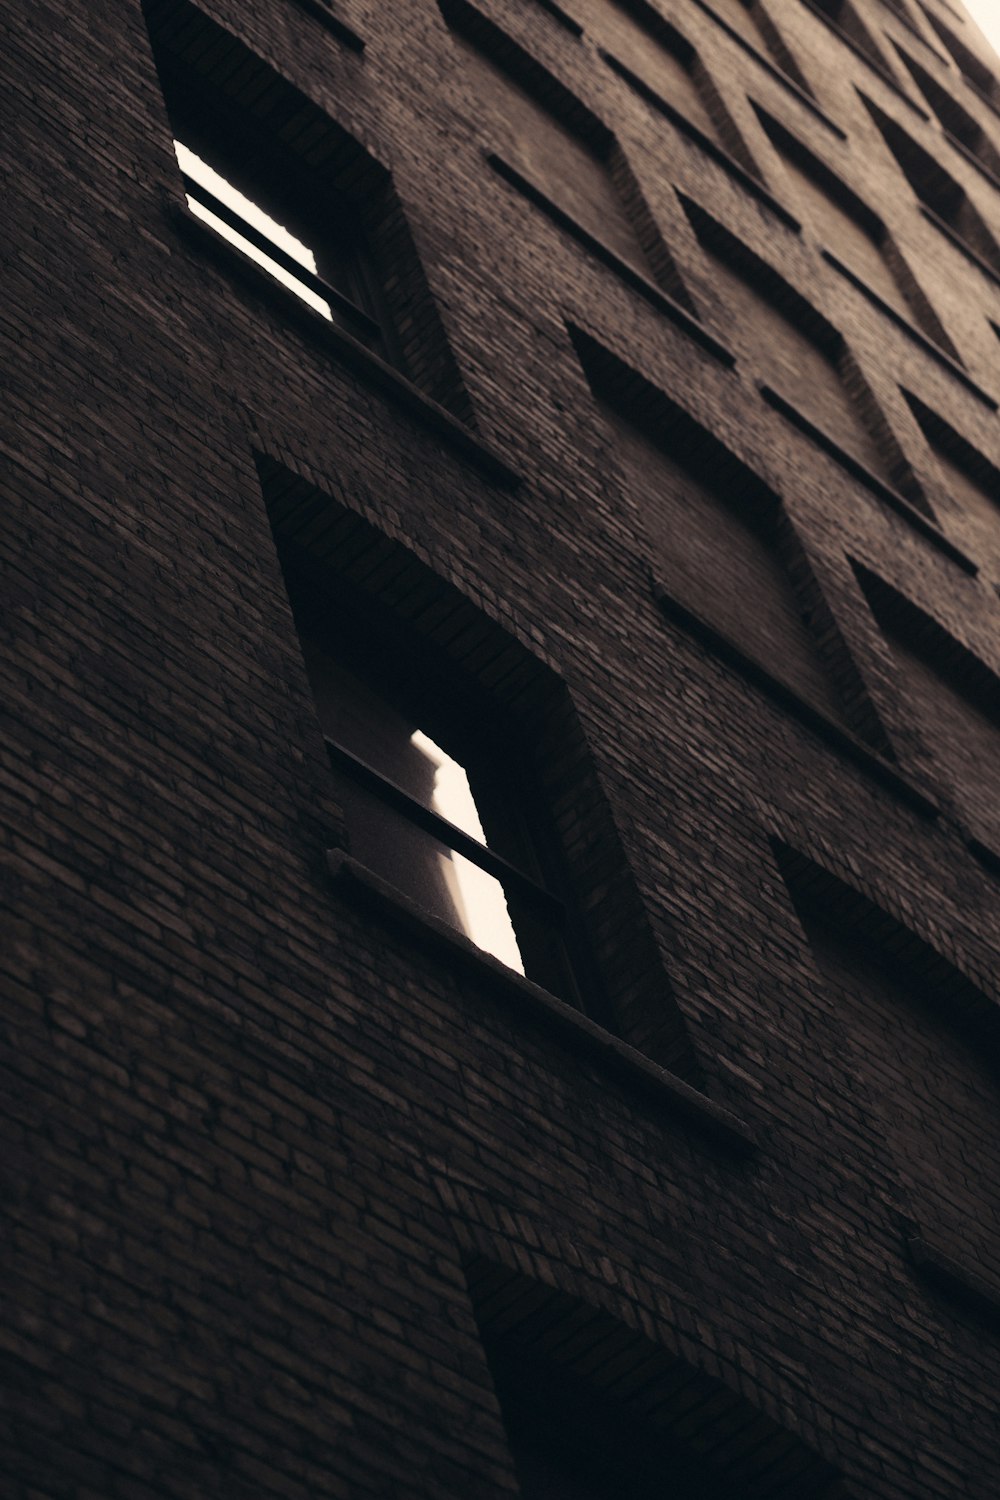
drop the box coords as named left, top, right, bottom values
left=777, top=841, right=1000, bottom=1289
left=706, top=0, right=816, bottom=96
left=158, top=59, right=390, bottom=354
left=894, top=46, right=1000, bottom=179
left=466, top=1257, right=845, bottom=1500
left=863, top=96, right=1000, bottom=276
left=753, top=107, right=959, bottom=353
left=680, top=197, right=907, bottom=490
left=569, top=326, right=890, bottom=746
left=903, top=391, right=1000, bottom=576
left=583, top=0, right=757, bottom=173
left=436, top=0, right=692, bottom=306
left=806, top=0, right=894, bottom=75
left=260, top=455, right=701, bottom=1075
left=918, top=3, right=1000, bottom=110
left=287, top=568, right=604, bottom=1015
left=853, top=563, right=1000, bottom=853
left=144, top=0, right=476, bottom=418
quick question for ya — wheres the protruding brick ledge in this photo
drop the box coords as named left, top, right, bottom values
left=819, top=249, right=998, bottom=411
left=906, top=1231, right=1000, bottom=1333
left=651, top=580, right=941, bottom=820
left=172, top=204, right=522, bottom=488
left=326, top=850, right=758, bottom=1157
left=485, top=154, right=737, bottom=367
left=759, top=384, right=980, bottom=577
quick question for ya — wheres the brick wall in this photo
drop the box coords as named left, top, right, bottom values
left=4, top=0, right=1000, bottom=1496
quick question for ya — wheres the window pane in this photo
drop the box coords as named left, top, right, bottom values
left=174, top=141, right=333, bottom=320
left=329, top=763, right=524, bottom=972
left=411, top=730, right=524, bottom=972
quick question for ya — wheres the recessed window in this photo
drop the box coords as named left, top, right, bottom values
left=174, top=142, right=334, bottom=323
left=708, top=0, right=815, bottom=94
left=754, top=107, right=957, bottom=352
left=807, top=0, right=894, bottom=74
left=917, top=3, right=1000, bottom=108
left=863, top=96, right=1000, bottom=275
left=143, top=0, right=477, bottom=420
left=681, top=198, right=903, bottom=486
left=284, top=567, right=607, bottom=1015
left=894, top=46, right=1000, bottom=178
left=436, top=0, right=691, bottom=304
left=162, top=86, right=387, bottom=351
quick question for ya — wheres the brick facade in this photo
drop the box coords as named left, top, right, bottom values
left=3, top=0, right=1000, bottom=1495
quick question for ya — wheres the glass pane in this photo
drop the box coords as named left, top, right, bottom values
left=174, top=141, right=333, bottom=320
left=330, top=765, right=524, bottom=973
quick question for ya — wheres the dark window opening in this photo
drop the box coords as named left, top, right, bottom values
left=863, top=96, right=1000, bottom=273
left=895, top=46, right=1000, bottom=177
left=465, top=1257, right=845, bottom=1500
left=488, top=1342, right=731, bottom=1500
left=807, top=0, right=894, bottom=74
left=753, top=106, right=958, bottom=353
left=918, top=3, right=1000, bottom=107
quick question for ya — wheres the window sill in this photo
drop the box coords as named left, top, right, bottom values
left=906, top=1230, right=1000, bottom=1334
left=758, top=384, right=980, bottom=577
left=651, top=580, right=941, bottom=819
left=288, top=0, right=365, bottom=51
left=819, top=249, right=997, bottom=411
left=326, top=849, right=758, bottom=1156
left=170, top=202, right=522, bottom=489
left=690, top=0, right=847, bottom=140
left=485, top=154, right=736, bottom=368
left=599, top=51, right=802, bottom=234
left=800, top=0, right=929, bottom=120
left=918, top=203, right=1000, bottom=290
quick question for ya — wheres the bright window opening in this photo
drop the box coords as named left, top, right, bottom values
left=174, top=140, right=333, bottom=319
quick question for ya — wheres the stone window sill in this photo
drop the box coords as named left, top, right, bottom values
left=485, top=153, right=736, bottom=367
left=326, top=849, right=757, bottom=1157
left=758, top=384, right=979, bottom=577
left=170, top=202, right=522, bottom=489
left=819, top=249, right=997, bottom=411
left=651, top=580, right=941, bottom=819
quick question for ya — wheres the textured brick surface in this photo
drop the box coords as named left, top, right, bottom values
left=3, top=0, right=1000, bottom=1495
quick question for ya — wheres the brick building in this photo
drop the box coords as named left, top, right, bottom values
left=4, top=0, right=1000, bottom=1493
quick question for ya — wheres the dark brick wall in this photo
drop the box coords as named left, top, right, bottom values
left=4, top=0, right=1000, bottom=1496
